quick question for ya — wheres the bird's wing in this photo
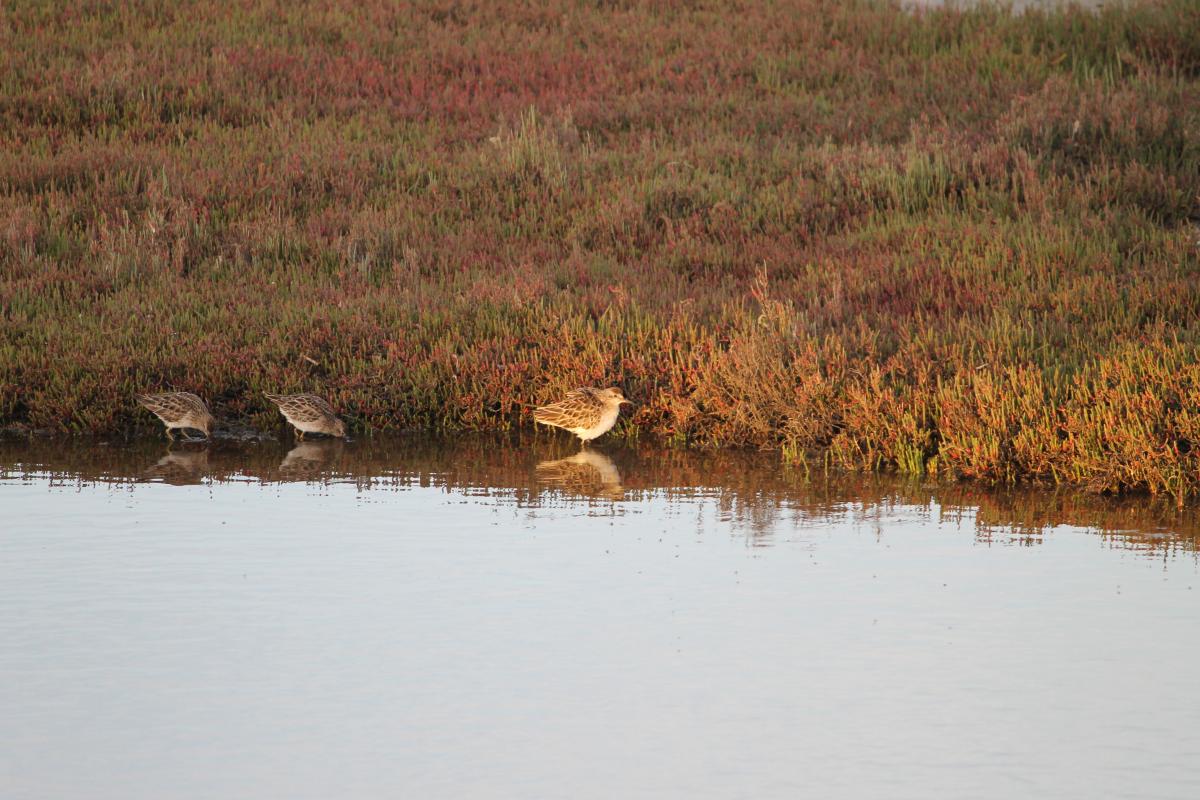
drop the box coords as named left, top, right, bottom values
left=298, top=394, right=337, bottom=416
left=284, top=395, right=335, bottom=423
left=177, top=393, right=210, bottom=415
left=533, top=389, right=602, bottom=430
left=138, top=393, right=193, bottom=420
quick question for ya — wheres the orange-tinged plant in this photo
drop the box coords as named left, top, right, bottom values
left=1, top=0, right=1198, bottom=496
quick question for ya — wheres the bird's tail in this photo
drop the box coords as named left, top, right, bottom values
left=532, top=405, right=565, bottom=428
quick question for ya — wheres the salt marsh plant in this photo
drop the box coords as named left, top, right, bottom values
left=1, top=0, right=1199, bottom=496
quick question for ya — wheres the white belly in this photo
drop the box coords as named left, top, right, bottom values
left=282, top=412, right=327, bottom=434
left=573, top=405, right=621, bottom=441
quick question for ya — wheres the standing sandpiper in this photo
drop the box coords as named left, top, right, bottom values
left=264, top=393, right=347, bottom=439
left=136, top=392, right=214, bottom=441
left=533, top=387, right=632, bottom=444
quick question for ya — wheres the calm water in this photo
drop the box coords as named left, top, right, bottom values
left=2, top=436, right=1198, bottom=800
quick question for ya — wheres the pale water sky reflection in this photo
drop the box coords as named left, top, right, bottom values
left=1, top=437, right=1198, bottom=799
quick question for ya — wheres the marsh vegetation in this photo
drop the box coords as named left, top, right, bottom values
left=2, top=1, right=1199, bottom=496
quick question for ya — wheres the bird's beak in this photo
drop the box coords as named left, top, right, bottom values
left=621, top=399, right=634, bottom=405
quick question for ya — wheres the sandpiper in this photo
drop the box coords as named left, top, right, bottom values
left=533, top=386, right=632, bottom=444
left=264, top=393, right=347, bottom=439
left=136, top=392, right=214, bottom=441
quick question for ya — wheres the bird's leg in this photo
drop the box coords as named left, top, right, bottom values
left=166, top=427, right=176, bottom=442
left=295, top=428, right=305, bottom=441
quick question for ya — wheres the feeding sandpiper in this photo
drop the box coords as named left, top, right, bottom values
left=136, top=392, right=214, bottom=441
left=264, top=393, right=347, bottom=439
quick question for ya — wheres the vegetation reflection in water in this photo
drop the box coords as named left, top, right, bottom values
left=1, top=435, right=1197, bottom=558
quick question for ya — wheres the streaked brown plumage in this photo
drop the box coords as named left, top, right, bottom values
left=533, top=386, right=631, bottom=443
left=136, top=392, right=214, bottom=440
left=264, top=393, right=346, bottom=439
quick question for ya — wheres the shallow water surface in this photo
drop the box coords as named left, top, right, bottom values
left=2, top=436, right=1198, bottom=800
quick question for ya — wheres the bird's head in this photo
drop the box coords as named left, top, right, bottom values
left=603, top=387, right=633, bottom=406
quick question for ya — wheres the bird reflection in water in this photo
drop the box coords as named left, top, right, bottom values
left=535, top=449, right=624, bottom=500
left=279, top=438, right=345, bottom=478
left=143, top=445, right=210, bottom=485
